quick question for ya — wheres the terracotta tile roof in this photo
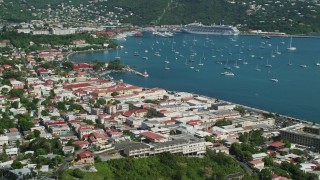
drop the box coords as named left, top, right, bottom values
left=73, top=141, right=89, bottom=147
left=249, top=159, right=264, bottom=165
left=141, top=131, right=165, bottom=140
left=269, top=141, right=285, bottom=148
left=78, top=150, right=93, bottom=158
left=8, top=128, right=19, bottom=133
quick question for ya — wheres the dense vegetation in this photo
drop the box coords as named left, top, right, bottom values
left=230, top=129, right=266, bottom=161
left=62, top=151, right=253, bottom=179
left=0, top=31, right=116, bottom=51
left=1, top=0, right=320, bottom=34
left=106, top=60, right=125, bottom=70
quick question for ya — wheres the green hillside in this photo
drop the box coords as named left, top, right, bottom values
left=1, top=0, right=320, bottom=34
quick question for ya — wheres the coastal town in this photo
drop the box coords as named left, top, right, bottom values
left=0, top=20, right=319, bottom=180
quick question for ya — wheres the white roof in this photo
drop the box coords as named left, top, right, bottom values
left=252, top=153, right=268, bottom=159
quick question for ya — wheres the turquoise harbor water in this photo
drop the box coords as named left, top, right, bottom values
left=70, top=33, right=320, bottom=122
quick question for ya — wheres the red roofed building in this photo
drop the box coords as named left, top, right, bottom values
left=141, top=131, right=168, bottom=143
left=186, top=120, right=203, bottom=127
left=8, top=128, right=19, bottom=133
left=37, top=67, right=50, bottom=77
left=248, top=159, right=264, bottom=170
left=162, top=120, right=176, bottom=126
left=122, top=109, right=148, bottom=118
left=268, top=141, right=285, bottom=151
left=73, top=63, right=93, bottom=71
left=107, top=130, right=123, bottom=137
left=272, top=174, right=289, bottom=180
left=75, top=151, right=94, bottom=165
left=2, top=64, right=12, bottom=69
left=73, top=141, right=90, bottom=149
left=64, top=83, right=92, bottom=90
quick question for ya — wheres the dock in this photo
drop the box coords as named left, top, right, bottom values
left=135, top=70, right=149, bottom=77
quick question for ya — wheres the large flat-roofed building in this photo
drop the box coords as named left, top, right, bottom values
left=122, top=137, right=206, bottom=158
left=280, top=123, right=320, bottom=148
left=229, top=116, right=275, bottom=127
left=123, top=143, right=151, bottom=158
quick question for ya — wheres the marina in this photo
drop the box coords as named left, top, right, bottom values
left=70, top=32, right=320, bottom=122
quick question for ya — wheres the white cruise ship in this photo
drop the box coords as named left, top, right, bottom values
left=182, top=23, right=239, bottom=36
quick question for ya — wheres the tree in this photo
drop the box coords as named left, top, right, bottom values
left=11, top=160, right=23, bottom=169
left=234, top=106, right=246, bottom=115
left=263, top=155, right=274, bottom=166
left=83, top=120, right=93, bottom=125
left=94, top=156, right=102, bottom=163
left=33, top=130, right=41, bottom=138
left=97, top=98, right=106, bottom=105
left=62, top=61, right=74, bottom=72
left=284, top=140, right=291, bottom=148
left=204, top=136, right=214, bottom=142
left=0, top=87, right=9, bottom=95
left=214, top=119, right=231, bottom=127
left=41, top=110, right=50, bottom=116
left=261, top=168, right=272, bottom=180
left=89, top=99, right=95, bottom=105
left=242, top=151, right=253, bottom=162
left=17, top=114, right=34, bottom=131
left=0, top=153, right=9, bottom=162
left=70, top=168, right=84, bottom=178
left=8, top=89, right=24, bottom=98
left=111, top=92, right=119, bottom=97
left=49, top=89, right=56, bottom=99
left=146, top=108, right=161, bottom=118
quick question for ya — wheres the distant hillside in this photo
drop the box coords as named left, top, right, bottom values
left=1, top=0, right=320, bottom=34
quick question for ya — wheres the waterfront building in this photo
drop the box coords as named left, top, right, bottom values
left=212, top=102, right=236, bottom=110
left=280, top=123, right=320, bottom=148
left=229, top=116, right=275, bottom=127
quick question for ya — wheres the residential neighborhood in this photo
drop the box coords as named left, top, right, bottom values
left=0, top=20, right=319, bottom=180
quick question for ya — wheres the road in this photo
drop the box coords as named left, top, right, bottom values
left=53, top=157, right=74, bottom=179
left=229, top=155, right=253, bottom=175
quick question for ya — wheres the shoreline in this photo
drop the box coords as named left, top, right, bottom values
left=68, top=36, right=317, bottom=126
left=64, top=47, right=117, bottom=61
left=239, top=32, right=320, bottom=39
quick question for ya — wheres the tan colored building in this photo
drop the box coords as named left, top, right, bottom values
left=75, top=151, right=94, bottom=165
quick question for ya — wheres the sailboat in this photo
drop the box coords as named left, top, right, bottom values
left=270, top=78, right=279, bottom=83
left=243, top=58, right=248, bottom=65
left=165, top=61, right=170, bottom=70
left=195, top=65, right=200, bottom=72
left=190, top=60, right=195, bottom=69
left=115, top=49, right=121, bottom=60
left=275, top=46, right=281, bottom=55
left=164, top=57, right=169, bottom=64
left=287, top=36, right=296, bottom=51
left=288, top=58, right=293, bottom=66
left=265, top=59, right=272, bottom=68
left=221, top=71, right=235, bottom=76
left=224, top=59, right=232, bottom=70
left=271, top=50, right=275, bottom=58
left=256, top=64, right=261, bottom=71
left=234, top=59, right=240, bottom=69
left=316, top=58, right=320, bottom=66
left=198, top=54, right=204, bottom=66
